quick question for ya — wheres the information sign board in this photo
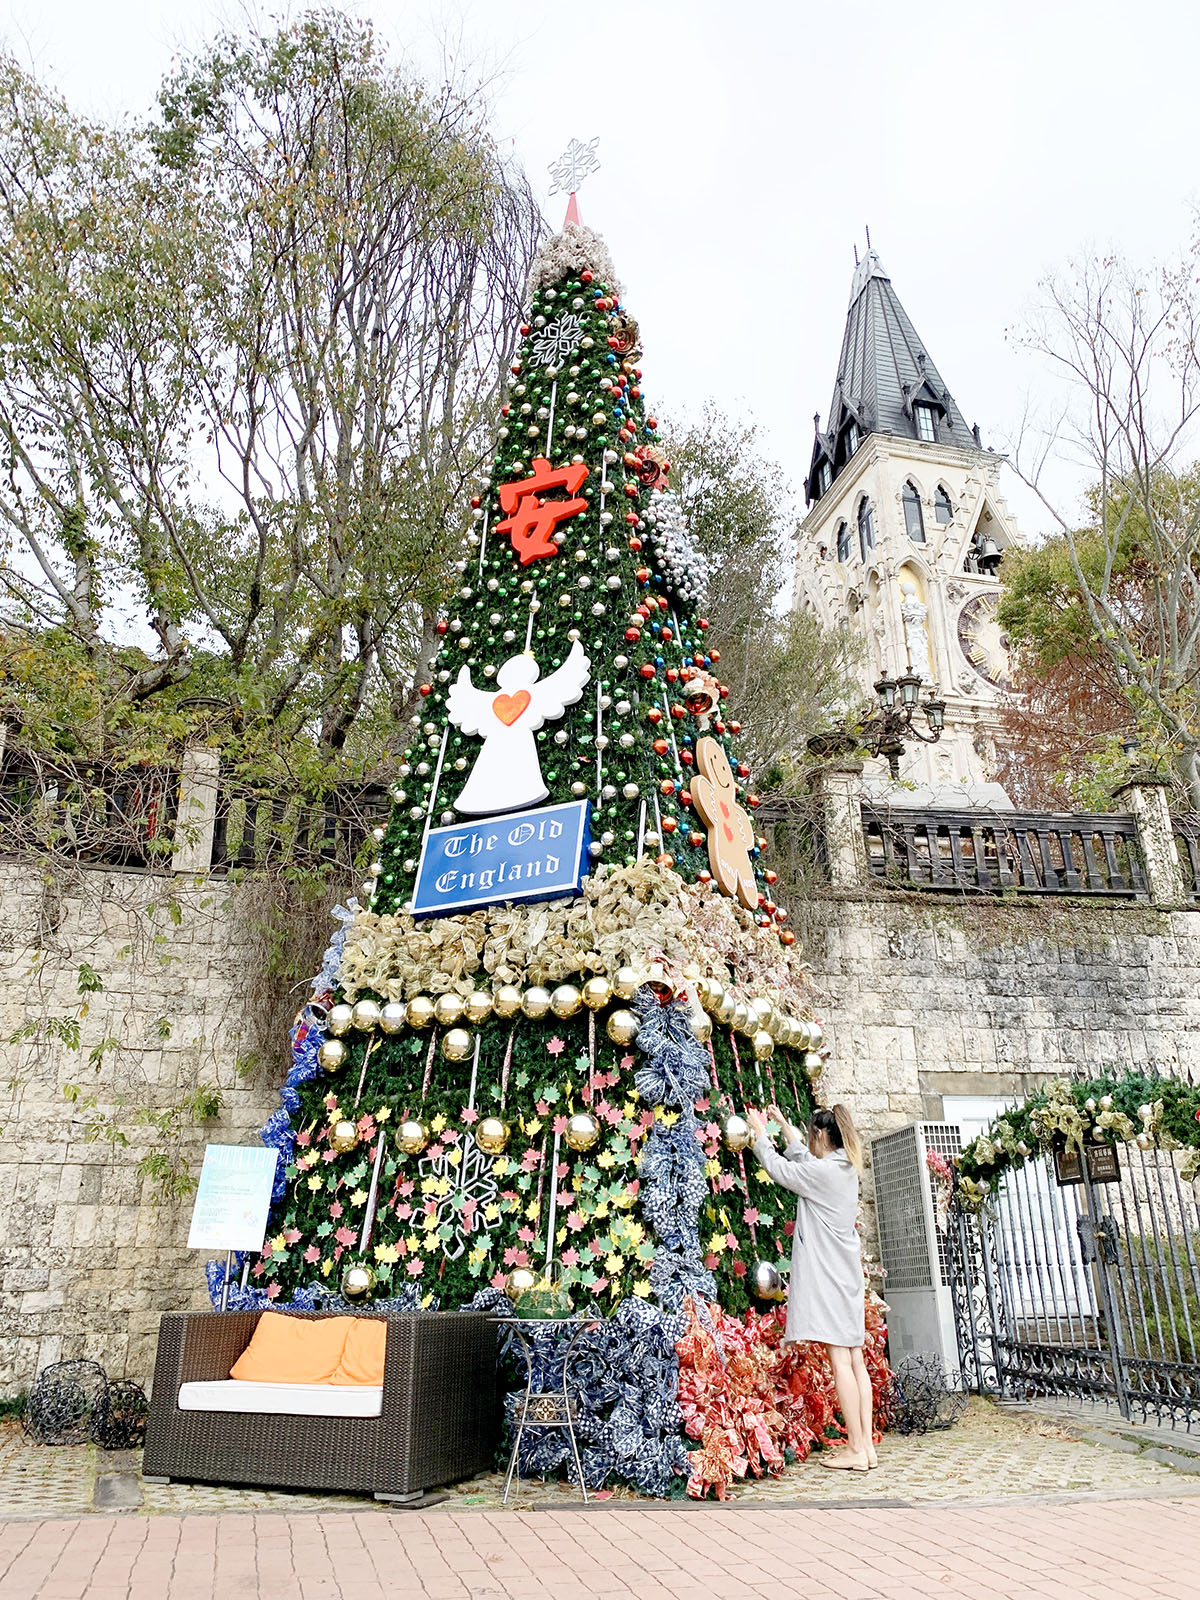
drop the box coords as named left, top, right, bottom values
left=187, top=1145, right=279, bottom=1253
left=412, top=799, right=590, bottom=918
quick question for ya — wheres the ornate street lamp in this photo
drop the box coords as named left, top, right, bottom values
left=858, top=671, right=946, bottom=780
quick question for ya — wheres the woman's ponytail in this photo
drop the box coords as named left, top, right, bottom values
left=831, top=1104, right=864, bottom=1173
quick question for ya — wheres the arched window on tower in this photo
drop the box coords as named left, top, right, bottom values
left=836, top=520, right=851, bottom=562
left=902, top=482, right=926, bottom=543
left=934, top=486, right=954, bottom=524
left=858, top=498, right=875, bottom=563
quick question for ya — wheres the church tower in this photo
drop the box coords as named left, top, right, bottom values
left=794, top=247, right=1022, bottom=792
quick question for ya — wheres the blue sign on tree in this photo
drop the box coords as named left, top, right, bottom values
left=411, top=799, right=591, bottom=918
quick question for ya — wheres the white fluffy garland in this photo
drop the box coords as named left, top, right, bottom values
left=526, top=223, right=624, bottom=302
left=642, top=490, right=712, bottom=610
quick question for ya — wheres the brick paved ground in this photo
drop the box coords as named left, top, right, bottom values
left=0, top=1497, right=1198, bottom=1599
left=1, top=1399, right=1193, bottom=1520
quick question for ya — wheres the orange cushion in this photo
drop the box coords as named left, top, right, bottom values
left=230, top=1313, right=356, bottom=1385
left=332, top=1317, right=387, bottom=1386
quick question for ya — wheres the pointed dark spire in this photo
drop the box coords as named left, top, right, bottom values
left=806, top=248, right=979, bottom=504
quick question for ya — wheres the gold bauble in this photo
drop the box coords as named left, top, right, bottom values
left=731, top=1000, right=752, bottom=1035
left=397, top=1118, right=430, bottom=1154
left=565, top=1111, right=601, bottom=1151
left=696, top=976, right=714, bottom=1008
left=406, top=995, right=436, bottom=1029
left=722, top=1113, right=754, bottom=1152
left=714, top=989, right=736, bottom=1025
left=494, top=984, right=523, bottom=1019
left=351, top=997, right=381, bottom=1031
left=317, top=1038, right=348, bottom=1071
left=807, top=1020, right=825, bottom=1049
left=550, top=983, right=583, bottom=1019
left=327, top=1003, right=354, bottom=1037
left=606, top=1008, right=640, bottom=1045
left=507, top=1267, right=537, bottom=1299
left=613, top=965, right=641, bottom=1000
left=581, top=976, right=613, bottom=1011
left=341, top=1263, right=376, bottom=1302
left=379, top=1000, right=406, bottom=1035
left=476, top=1116, right=511, bottom=1154
left=521, top=985, right=552, bottom=1019
left=752, top=1029, right=775, bottom=1062
left=330, top=1118, right=359, bottom=1153
left=441, top=1026, right=473, bottom=1062
left=803, top=1050, right=824, bottom=1078
left=752, top=997, right=775, bottom=1030
left=464, top=990, right=494, bottom=1026
left=690, top=1010, right=713, bottom=1044
left=434, top=992, right=464, bottom=1027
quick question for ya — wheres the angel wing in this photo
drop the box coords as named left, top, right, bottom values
left=445, top=666, right=496, bottom=737
left=525, top=639, right=591, bottom=730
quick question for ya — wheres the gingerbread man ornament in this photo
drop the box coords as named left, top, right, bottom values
left=691, top=735, right=758, bottom=911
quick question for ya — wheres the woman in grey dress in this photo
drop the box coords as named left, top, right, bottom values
left=745, top=1103, right=875, bottom=1472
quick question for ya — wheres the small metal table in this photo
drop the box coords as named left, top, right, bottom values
left=490, top=1316, right=599, bottom=1503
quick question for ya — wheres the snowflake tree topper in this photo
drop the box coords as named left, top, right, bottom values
left=547, top=137, right=600, bottom=197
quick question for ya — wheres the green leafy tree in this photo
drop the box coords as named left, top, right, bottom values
left=0, top=14, right=542, bottom=783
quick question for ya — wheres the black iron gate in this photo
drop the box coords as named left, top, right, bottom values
left=948, top=1142, right=1200, bottom=1430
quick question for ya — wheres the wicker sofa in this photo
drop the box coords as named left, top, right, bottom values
left=143, top=1309, right=499, bottom=1502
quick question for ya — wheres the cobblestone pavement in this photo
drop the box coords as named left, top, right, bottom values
left=1, top=1398, right=1195, bottom=1522
left=0, top=1497, right=1197, bottom=1599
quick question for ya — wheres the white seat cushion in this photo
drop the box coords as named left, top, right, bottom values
left=177, top=1379, right=383, bottom=1419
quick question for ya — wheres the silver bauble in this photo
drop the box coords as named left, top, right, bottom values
left=722, top=1114, right=754, bottom=1152
left=351, top=998, right=381, bottom=1031
left=379, top=1001, right=406, bottom=1035
left=327, top=1003, right=354, bottom=1037
left=341, top=1263, right=376, bottom=1302
left=750, top=1260, right=785, bottom=1302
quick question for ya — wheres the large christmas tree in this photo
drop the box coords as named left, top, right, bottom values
left=238, top=212, right=884, bottom=1497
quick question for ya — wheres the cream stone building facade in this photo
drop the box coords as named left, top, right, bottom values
left=794, top=249, right=1023, bottom=792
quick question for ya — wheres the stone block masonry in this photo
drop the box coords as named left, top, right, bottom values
left=0, top=863, right=280, bottom=1395
left=4, top=860, right=1200, bottom=1394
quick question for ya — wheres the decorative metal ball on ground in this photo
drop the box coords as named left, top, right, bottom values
left=605, top=1008, right=639, bottom=1045
left=326, top=1003, right=354, bottom=1037
left=330, top=1118, right=359, bottom=1153
left=885, top=1354, right=968, bottom=1435
left=397, top=1119, right=430, bottom=1154
left=317, top=1039, right=347, bottom=1071
left=476, top=1116, right=511, bottom=1154
left=351, top=998, right=381, bottom=1031
left=565, top=1111, right=601, bottom=1151
left=23, top=1360, right=109, bottom=1446
left=379, top=1001, right=406, bottom=1035
left=750, top=1260, right=785, bottom=1302
left=92, top=1380, right=149, bottom=1451
left=721, top=1114, right=753, bottom=1152
left=341, top=1263, right=376, bottom=1302
left=441, top=1027, right=473, bottom=1062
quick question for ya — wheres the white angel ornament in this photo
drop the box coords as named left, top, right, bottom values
left=446, top=639, right=590, bottom=816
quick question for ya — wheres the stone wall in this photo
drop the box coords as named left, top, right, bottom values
left=0, top=864, right=280, bottom=1396
left=4, top=859, right=1200, bottom=1395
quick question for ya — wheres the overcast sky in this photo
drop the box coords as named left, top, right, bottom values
left=3, top=0, right=1199, bottom=541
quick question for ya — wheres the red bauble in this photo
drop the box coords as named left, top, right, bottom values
left=660, top=779, right=676, bottom=797
left=470, top=495, right=481, bottom=509
left=657, top=852, right=674, bottom=868
left=662, top=816, right=677, bottom=833
left=710, top=649, right=721, bottom=663
left=635, top=567, right=651, bottom=582
left=640, top=664, right=657, bottom=680
left=581, top=270, right=593, bottom=283
left=418, top=683, right=432, bottom=697
left=653, top=739, right=669, bottom=756
left=436, top=620, right=448, bottom=635
left=647, top=707, right=663, bottom=725
left=511, top=362, right=522, bottom=375
left=624, top=511, right=639, bottom=525
left=666, top=668, right=679, bottom=683
left=737, top=763, right=750, bottom=778
left=646, top=416, right=658, bottom=429
left=730, top=720, right=742, bottom=734
left=680, top=789, right=692, bottom=807
left=780, top=930, right=796, bottom=946
left=764, top=869, right=778, bottom=885
left=520, top=324, right=530, bottom=335
left=698, top=618, right=709, bottom=631
left=625, top=628, right=641, bottom=643
left=680, top=749, right=694, bottom=766
left=747, top=794, right=761, bottom=809
left=670, top=703, right=686, bottom=720
left=689, top=831, right=704, bottom=848
left=628, top=536, right=642, bottom=550
left=698, top=869, right=712, bottom=883
left=661, top=628, right=673, bottom=642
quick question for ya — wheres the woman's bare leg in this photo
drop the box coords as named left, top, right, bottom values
left=823, top=1345, right=869, bottom=1468
left=850, top=1347, right=877, bottom=1466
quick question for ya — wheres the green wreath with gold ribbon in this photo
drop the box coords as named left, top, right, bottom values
left=955, top=1073, right=1200, bottom=1211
